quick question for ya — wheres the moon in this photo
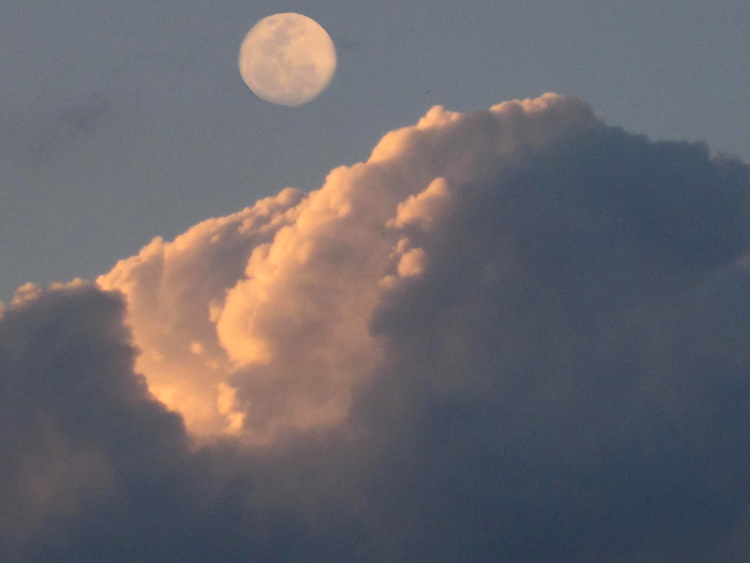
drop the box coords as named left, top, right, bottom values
left=238, top=13, right=337, bottom=107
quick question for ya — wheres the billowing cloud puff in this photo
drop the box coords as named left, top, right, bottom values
left=99, top=93, right=598, bottom=442
left=3, top=93, right=750, bottom=561
left=97, top=187, right=305, bottom=436
left=0, top=283, right=188, bottom=556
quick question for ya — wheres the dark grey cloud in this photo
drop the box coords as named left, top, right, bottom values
left=2, top=96, right=750, bottom=562
left=364, top=124, right=750, bottom=562
left=0, top=283, right=359, bottom=563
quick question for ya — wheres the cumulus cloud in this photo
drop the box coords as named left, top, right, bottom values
left=98, top=93, right=598, bottom=443
left=0, top=283, right=186, bottom=555
left=2, top=93, right=750, bottom=561
left=97, top=187, right=305, bottom=436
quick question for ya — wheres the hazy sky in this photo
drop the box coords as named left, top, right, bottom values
left=4, top=2, right=750, bottom=562
left=2, top=0, right=749, bottom=299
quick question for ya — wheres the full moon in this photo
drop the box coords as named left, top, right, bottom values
left=238, top=13, right=337, bottom=107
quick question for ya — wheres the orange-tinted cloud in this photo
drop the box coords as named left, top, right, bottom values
left=5, top=93, right=750, bottom=562
left=98, top=93, right=598, bottom=443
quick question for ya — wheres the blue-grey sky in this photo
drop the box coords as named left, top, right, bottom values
left=1, top=0, right=749, bottom=300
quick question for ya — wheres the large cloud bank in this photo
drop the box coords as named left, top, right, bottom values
left=3, top=93, right=750, bottom=561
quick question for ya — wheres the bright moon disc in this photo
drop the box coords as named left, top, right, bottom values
left=239, top=13, right=337, bottom=107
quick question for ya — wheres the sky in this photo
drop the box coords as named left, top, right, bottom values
left=3, top=1, right=750, bottom=561
left=2, top=0, right=750, bottom=299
